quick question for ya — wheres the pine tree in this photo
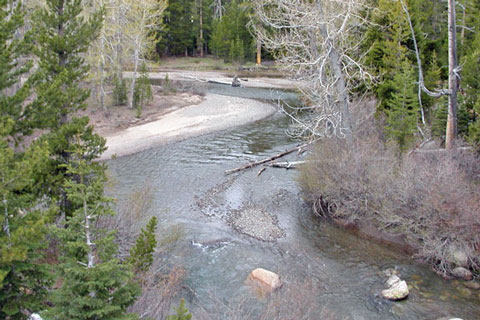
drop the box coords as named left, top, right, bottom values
left=133, top=63, right=153, bottom=118
left=31, top=0, right=104, bottom=216
left=129, top=216, right=158, bottom=273
left=0, top=1, right=52, bottom=318
left=211, top=0, right=253, bottom=62
left=44, top=142, right=140, bottom=320
left=166, top=299, right=192, bottom=320
left=384, top=60, right=420, bottom=152
left=113, top=75, right=128, bottom=106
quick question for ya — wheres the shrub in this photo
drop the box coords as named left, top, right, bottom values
left=299, top=109, right=480, bottom=276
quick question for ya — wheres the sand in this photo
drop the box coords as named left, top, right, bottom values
left=99, top=93, right=276, bottom=160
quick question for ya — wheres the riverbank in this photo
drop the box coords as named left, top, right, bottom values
left=124, top=70, right=302, bottom=90
left=99, top=93, right=276, bottom=160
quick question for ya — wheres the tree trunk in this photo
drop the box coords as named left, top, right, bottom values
left=446, top=0, right=458, bottom=149
left=199, top=0, right=204, bottom=57
left=128, top=46, right=139, bottom=109
left=256, top=40, right=261, bottom=65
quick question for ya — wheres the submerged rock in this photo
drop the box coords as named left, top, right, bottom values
left=463, top=280, right=480, bottom=290
left=451, top=267, right=473, bottom=280
left=382, top=279, right=409, bottom=301
left=248, top=268, right=282, bottom=291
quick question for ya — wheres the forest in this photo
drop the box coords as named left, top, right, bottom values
left=1, top=0, right=480, bottom=319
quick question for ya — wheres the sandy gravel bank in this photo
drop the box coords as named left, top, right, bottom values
left=99, top=93, right=276, bottom=160
left=124, top=70, right=302, bottom=90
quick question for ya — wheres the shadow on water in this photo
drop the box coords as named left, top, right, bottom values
left=107, top=85, right=480, bottom=319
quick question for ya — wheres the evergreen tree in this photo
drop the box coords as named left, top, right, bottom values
left=0, top=1, right=52, bottom=318
left=166, top=299, right=192, bottom=320
left=384, top=60, right=420, bottom=152
left=0, top=140, right=52, bottom=320
left=44, top=143, right=140, bottom=320
left=463, top=19, right=480, bottom=148
left=129, top=216, right=158, bottom=273
left=31, top=0, right=104, bottom=216
left=211, top=0, right=253, bottom=62
left=157, top=0, right=196, bottom=56
left=133, top=63, right=153, bottom=118
left=113, top=75, right=128, bottom=106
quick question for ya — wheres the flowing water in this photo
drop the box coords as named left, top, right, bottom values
left=107, top=84, right=480, bottom=319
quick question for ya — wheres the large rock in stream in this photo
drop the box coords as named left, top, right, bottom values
left=248, top=268, right=282, bottom=292
left=382, top=275, right=409, bottom=301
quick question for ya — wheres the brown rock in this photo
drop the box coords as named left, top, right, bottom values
left=249, top=268, right=282, bottom=291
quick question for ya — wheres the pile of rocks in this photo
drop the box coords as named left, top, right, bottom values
left=229, top=206, right=285, bottom=242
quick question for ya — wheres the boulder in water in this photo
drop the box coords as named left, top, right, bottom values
left=386, top=275, right=401, bottom=287
left=248, top=268, right=282, bottom=291
left=382, top=279, right=409, bottom=301
left=232, top=76, right=241, bottom=87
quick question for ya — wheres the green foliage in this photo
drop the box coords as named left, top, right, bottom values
left=157, top=0, right=196, bottom=56
left=463, top=30, right=480, bottom=149
left=211, top=0, right=253, bottom=62
left=384, top=60, right=419, bottom=152
left=0, top=2, right=53, bottom=318
left=0, top=0, right=34, bottom=140
left=31, top=0, right=105, bottom=217
left=0, top=140, right=53, bottom=320
left=166, top=299, right=192, bottom=320
left=31, top=0, right=103, bottom=130
left=113, top=75, right=128, bottom=106
left=129, top=216, right=158, bottom=273
left=432, top=101, right=470, bottom=141
left=133, top=63, right=153, bottom=118
left=44, top=145, right=140, bottom=320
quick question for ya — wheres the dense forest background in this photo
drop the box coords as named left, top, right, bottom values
left=1, top=0, right=480, bottom=319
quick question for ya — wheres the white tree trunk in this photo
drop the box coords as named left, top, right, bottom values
left=128, top=45, right=139, bottom=109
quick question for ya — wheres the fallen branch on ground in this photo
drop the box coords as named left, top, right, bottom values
left=225, top=143, right=310, bottom=175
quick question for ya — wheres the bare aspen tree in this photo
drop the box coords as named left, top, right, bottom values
left=85, top=0, right=166, bottom=110
left=252, top=0, right=371, bottom=139
left=122, top=0, right=166, bottom=109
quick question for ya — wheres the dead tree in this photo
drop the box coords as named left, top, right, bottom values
left=252, top=0, right=372, bottom=140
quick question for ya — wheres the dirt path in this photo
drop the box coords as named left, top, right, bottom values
left=99, top=93, right=276, bottom=160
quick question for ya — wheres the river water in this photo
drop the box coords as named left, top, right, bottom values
left=107, top=85, right=480, bottom=319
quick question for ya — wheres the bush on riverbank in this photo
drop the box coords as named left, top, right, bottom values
left=299, top=121, right=480, bottom=277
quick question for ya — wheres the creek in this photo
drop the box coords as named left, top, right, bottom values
left=107, top=84, right=480, bottom=319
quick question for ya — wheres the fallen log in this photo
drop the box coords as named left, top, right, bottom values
left=268, top=161, right=307, bottom=169
left=207, top=79, right=232, bottom=86
left=225, top=143, right=310, bottom=175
